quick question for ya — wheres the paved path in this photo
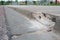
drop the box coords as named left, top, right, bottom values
left=0, top=6, right=8, bottom=40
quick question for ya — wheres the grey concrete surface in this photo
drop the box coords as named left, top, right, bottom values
left=5, top=7, right=47, bottom=35
left=3, top=6, right=60, bottom=40
left=9, top=6, right=60, bottom=34
left=0, top=6, right=8, bottom=40
left=54, top=17, right=60, bottom=36
left=8, top=6, right=60, bottom=16
left=10, top=6, right=60, bottom=35
left=12, top=31, right=60, bottom=40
